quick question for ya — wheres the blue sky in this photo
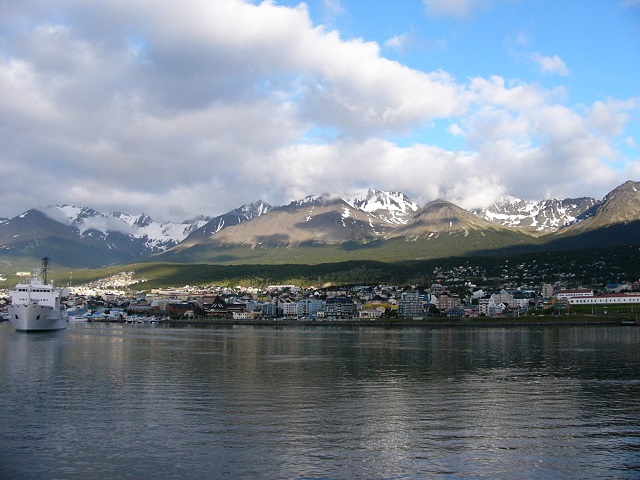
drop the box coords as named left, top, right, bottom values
left=0, top=0, right=638, bottom=221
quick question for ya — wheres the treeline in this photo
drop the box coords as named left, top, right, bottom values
left=45, top=244, right=640, bottom=291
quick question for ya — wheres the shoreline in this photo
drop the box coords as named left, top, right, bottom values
left=157, top=315, right=631, bottom=328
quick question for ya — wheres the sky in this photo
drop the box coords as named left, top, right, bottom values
left=1, top=0, right=639, bottom=222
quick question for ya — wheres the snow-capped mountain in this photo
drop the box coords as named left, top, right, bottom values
left=173, top=190, right=421, bottom=250
left=0, top=205, right=211, bottom=268
left=38, top=205, right=208, bottom=251
left=343, top=189, right=419, bottom=225
left=555, top=180, right=640, bottom=233
left=1, top=182, right=640, bottom=268
left=180, top=200, right=272, bottom=245
left=472, top=196, right=599, bottom=232
left=189, top=195, right=388, bottom=248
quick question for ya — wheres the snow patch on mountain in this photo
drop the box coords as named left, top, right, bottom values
left=473, top=196, right=599, bottom=231
left=343, top=189, right=419, bottom=225
left=38, top=205, right=207, bottom=250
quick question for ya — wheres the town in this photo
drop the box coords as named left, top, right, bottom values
left=4, top=261, right=638, bottom=322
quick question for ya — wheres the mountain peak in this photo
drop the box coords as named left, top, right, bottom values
left=473, top=195, right=599, bottom=232
left=564, top=180, right=640, bottom=232
left=2, top=180, right=640, bottom=268
left=342, top=189, right=419, bottom=225
left=387, top=198, right=497, bottom=240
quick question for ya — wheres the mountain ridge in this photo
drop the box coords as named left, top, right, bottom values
left=0, top=182, right=638, bottom=268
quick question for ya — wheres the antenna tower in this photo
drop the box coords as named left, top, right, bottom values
left=41, top=256, right=50, bottom=284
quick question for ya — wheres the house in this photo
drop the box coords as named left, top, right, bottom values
left=479, top=296, right=506, bottom=316
left=490, top=289, right=517, bottom=309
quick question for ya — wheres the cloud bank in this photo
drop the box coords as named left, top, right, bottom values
left=0, top=0, right=637, bottom=220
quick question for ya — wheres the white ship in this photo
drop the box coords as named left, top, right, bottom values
left=8, top=258, right=68, bottom=332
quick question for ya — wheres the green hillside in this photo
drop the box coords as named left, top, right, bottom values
left=3, top=244, right=636, bottom=293
left=157, top=228, right=539, bottom=265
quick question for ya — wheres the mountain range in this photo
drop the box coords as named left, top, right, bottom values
left=1, top=181, right=639, bottom=269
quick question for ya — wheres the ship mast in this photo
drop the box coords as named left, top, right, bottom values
left=42, top=256, right=50, bottom=285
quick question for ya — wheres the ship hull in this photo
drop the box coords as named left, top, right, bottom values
left=8, top=304, right=67, bottom=332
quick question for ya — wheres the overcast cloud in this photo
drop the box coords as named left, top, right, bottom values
left=0, top=0, right=638, bottom=221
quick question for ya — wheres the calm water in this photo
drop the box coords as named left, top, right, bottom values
left=1, top=321, right=640, bottom=479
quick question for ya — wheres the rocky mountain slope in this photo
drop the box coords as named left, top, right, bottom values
left=0, top=203, right=250, bottom=267
left=38, top=205, right=208, bottom=251
left=556, top=181, right=640, bottom=233
left=180, top=200, right=272, bottom=246
left=388, top=199, right=504, bottom=240
left=1, top=182, right=639, bottom=268
left=342, top=189, right=419, bottom=225
left=173, top=190, right=420, bottom=249
left=472, top=196, right=599, bottom=232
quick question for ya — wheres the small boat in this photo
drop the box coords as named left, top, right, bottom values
left=8, top=257, right=68, bottom=332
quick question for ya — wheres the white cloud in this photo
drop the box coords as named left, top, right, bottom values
left=588, top=99, right=639, bottom=136
left=530, top=52, right=570, bottom=76
left=322, top=0, right=345, bottom=17
left=0, top=0, right=636, bottom=220
left=447, top=176, right=508, bottom=209
left=423, top=0, right=488, bottom=17
left=384, top=33, right=409, bottom=51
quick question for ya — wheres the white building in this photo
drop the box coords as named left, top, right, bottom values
left=490, top=289, right=518, bottom=309
left=556, top=289, right=593, bottom=300
left=398, top=291, right=423, bottom=318
left=279, top=301, right=299, bottom=317
left=568, top=293, right=640, bottom=305
left=479, top=297, right=507, bottom=317
left=359, top=308, right=384, bottom=319
left=297, top=298, right=325, bottom=318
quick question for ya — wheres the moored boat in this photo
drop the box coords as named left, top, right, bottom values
left=8, top=258, right=68, bottom=332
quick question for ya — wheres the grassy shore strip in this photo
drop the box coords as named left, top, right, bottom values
left=161, top=315, right=630, bottom=328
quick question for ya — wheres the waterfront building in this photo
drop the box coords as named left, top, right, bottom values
left=358, top=308, right=384, bottom=319
left=568, top=293, right=640, bottom=305
left=297, top=298, right=325, bottom=319
left=438, top=293, right=460, bottom=313
left=206, top=295, right=228, bottom=317
left=398, top=291, right=424, bottom=318
left=324, top=297, right=356, bottom=319
left=261, top=303, right=281, bottom=317
left=279, top=300, right=298, bottom=317
left=556, top=289, right=594, bottom=300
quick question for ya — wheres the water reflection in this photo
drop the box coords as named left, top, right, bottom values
left=1, top=322, right=639, bottom=479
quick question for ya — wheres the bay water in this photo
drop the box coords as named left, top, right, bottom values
left=1, top=321, right=639, bottom=479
